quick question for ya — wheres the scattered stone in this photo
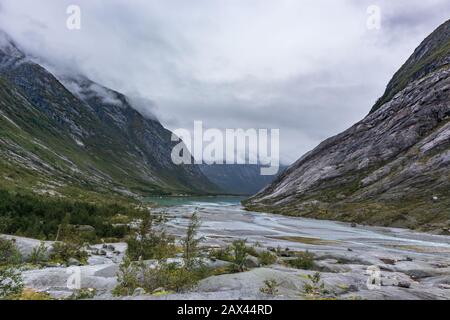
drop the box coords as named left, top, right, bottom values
left=438, top=284, right=450, bottom=290
left=381, top=278, right=398, bottom=286
left=244, top=255, right=260, bottom=268
left=380, top=258, right=396, bottom=265
left=398, top=281, right=411, bottom=289
left=405, top=270, right=433, bottom=280
left=280, top=251, right=295, bottom=257
left=347, top=248, right=353, bottom=252
left=351, top=223, right=357, bottom=228
left=133, top=288, right=146, bottom=296
left=152, top=287, right=166, bottom=294
left=68, top=258, right=81, bottom=266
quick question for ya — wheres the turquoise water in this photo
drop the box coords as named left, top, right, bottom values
left=144, top=195, right=246, bottom=207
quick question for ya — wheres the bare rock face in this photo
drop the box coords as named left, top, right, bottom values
left=244, top=20, right=450, bottom=231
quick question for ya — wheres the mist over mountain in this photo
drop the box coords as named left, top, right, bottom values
left=0, top=31, right=220, bottom=199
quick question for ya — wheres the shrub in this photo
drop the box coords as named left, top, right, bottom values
left=126, top=214, right=175, bottom=261
left=303, top=272, right=330, bottom=298
left=209, top=247, right=233, bottom=262
left=286, top=251, right=315, bottom=270
left=0, top=238, right=22, bottom=267
left=142, top=262, right=198, bottom=293
left=260, top=279, right=279, bottom=295
left=114, top=260, right=206, bottom=296
left=259, top=251, right=277, bottom=266
left=29, top=242, right=48, bottom=265
left=228, top=239, right=248, bottom=273
left=0, top=267, right=23, bottom=299
left=49, top=242, right=88, bottom=265
left=115, top=214, right=212, bottom=296
left=245, top=245, right=259, bottom=257
left=68, top=288, right=96, bottom=300
left=8, top=288, right=52, bottom=300
left=112, top=257, right=142, bottom=296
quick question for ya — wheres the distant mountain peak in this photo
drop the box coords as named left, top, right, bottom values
left=371, top=19, right=450, bottom=113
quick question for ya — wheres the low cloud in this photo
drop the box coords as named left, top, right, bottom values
left=0, top=0, right=448, bottom=164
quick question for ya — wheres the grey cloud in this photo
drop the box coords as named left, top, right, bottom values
left=0, top=0, right=449, bottom=164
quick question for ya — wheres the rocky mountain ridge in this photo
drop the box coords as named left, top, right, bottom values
left=0, top=31, right=219, bottom=199
left=244, top=20, right=450, bottom=232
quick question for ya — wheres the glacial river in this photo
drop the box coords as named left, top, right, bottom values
left=147, top=196, right=450, bottom=261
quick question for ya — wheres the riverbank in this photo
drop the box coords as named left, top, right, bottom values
left=1, top=202, right=450, bottom=300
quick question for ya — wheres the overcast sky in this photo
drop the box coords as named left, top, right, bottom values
left=0, top=0, right=449, bottom=164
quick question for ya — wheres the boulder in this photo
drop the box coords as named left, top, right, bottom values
left=244, top=255, right=260, bottom=268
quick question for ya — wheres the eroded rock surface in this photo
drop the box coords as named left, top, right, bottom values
left=244, top=20, right=450, bottom=231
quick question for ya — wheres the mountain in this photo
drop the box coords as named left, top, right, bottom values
left=244, top=20, right=450, bottom=232
left=199, top=164, right=285, bottom=195
left=0, top=31, right=219, bottom=200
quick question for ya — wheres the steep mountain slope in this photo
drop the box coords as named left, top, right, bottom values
left=0, top=32, right=219, bottom=199
left=244, top=20, right=450, bottom=232
left=200, top=164, right=285, bottom=195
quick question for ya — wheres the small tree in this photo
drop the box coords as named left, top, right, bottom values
left=126, top=213, right=175, bottom=261
left=113, top=257, right=142, bottom=296
left=229, top=239, right=248, bottom=272
left=182, top=212, right=204, bottom=270
left=0, top=238, right=22, bottom=267
left=260, top=279, right=279, bottom=295
left=29, top=242, right=48, bottom=265
left=303, top=272, right=329, bottom=298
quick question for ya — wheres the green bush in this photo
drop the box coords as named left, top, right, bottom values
left=112, top=257, right=142, bottom=296
left=49, top=242, right=88, bottom=265
left=228, top=239, right=248, bottom=273
left=245, top=245, right=259, bottom=257
left=0, top=189, right=140, bottom=242
left=115, top=214, right=211, bottom=296
left=8, top=288, right=52, bottom=300
left=260, top=279, right=279, bottom=295
left=286, top=251, right=315, bottom=270
left=126, top=214, right=176, bottom=261
left=142, top=262, right=199, bottom=293
left=259, top=251, right=277, bottom=266
left=29, top=242, right=48, bottom=265
left=209, top=247, right=233, bottom=262
left=0, top=238, right=22, bottom=266
left=68, top=288, right=97, bottom=300
left=303, top=272, right=330, bottom=298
